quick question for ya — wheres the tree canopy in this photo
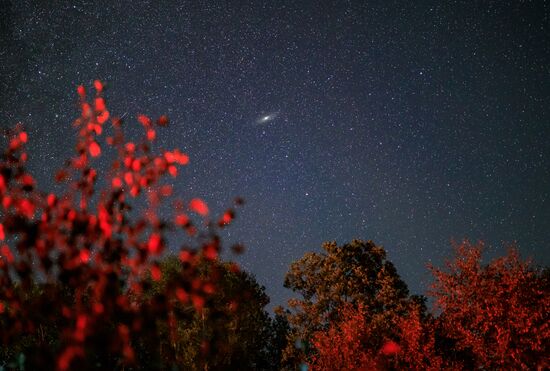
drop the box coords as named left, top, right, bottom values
left=429, top=241, right=550, bottom=369
left=137, top=255, right=282, bottom=370
left=281, top=239, right=423, bottom=366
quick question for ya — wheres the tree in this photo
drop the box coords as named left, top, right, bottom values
left=308, top=303, right=379, bottom=370
left=281, top=239, right=420, bottom=367
left=136, top=255, right=283, bottom=370
left=0, top=81, right=241, bottom=369
left=429, top=240, right=550, bottom=369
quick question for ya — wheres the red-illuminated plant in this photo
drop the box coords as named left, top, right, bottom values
left=308, top=303, right=378, bottom=370
left=430, top=241, right=550, bottom=370
left=0, top=81, right=241, bottom=369
left=309, top=301, right=446, bottom=371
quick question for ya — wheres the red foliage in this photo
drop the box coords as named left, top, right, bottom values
left=429, top=241, right=550, bottom=369
left=309, top=304, right=378, bottom=370
left=157, top=115, right=169, bottom=126
left=88, top=141, right=101, bottom=157
left=93, top=80, right=103, bottom=92
left=189, top=198, right=209, bottom=216
left=380, top=340, right=400, bottom=356
left=0, top=81, right=242, bottom=368
left=309, top=302, right=444, bottom=370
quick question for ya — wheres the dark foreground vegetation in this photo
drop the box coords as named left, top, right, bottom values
left=0, top=83, right=548, bottom=370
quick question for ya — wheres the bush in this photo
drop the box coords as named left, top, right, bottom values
left=0, top=81, right=240, bottom=369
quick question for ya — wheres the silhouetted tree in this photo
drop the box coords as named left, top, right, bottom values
left=136, top=255, right=283, bottom=370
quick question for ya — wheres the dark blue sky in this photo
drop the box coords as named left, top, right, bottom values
left=1, top=0, right=549, bottom=309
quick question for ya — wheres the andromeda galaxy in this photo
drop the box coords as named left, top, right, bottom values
left=255, top=112, right=279, bottom=124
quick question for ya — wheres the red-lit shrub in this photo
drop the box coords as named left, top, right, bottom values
left=0, top=81, right=240, bottom=369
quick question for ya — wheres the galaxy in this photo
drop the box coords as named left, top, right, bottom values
left=1, top=0, right=549, bottom=310
left=255, top=112, right=279, bottom=125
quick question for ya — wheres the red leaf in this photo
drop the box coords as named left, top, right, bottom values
left=151, top=265, right=162, bottom=281
left=93, top=303, right=104, bottom=314
left=179, top=250, right=193, bottom=263
left=157, top=115, right=169, bottom=126
left=97, top=110, right=109, bottom=124
left=203, top=283, right=215, bottom=294
left=47, top=193, right=56, bottom=207
left=125, top=142, right=136, bottom=152
left=19, top=132, right=28, bottom=143
left=192, top=295, right=205, bottom=311
left=124, top=172, right=133, bottom=186
left=1, top=245, right=14, bottom=263
left=176, top=287, right=188, bottom=303
left=112, top=177, right=122, bottom=189
left=0, top=224, right=4, bottom=240
left=93, top=79, right=103, bottom=92
left=2, top=196, right=12, bottom=209
left=81, top=103, right=92, bottom=118
left=137, top=114, right=151, bottom=127
left=89, top=141, right=101, bottom=157
left=77, top=85, right=86, bottom=97
left=94, top=97, right=106, bottom=112
left=123, top=345, right=135, bottom=362
left=160, top=185, right=172, bottom=197
left=189, top=198, right=208, bottom=216
left=148, top=233, right=162, bottom=255
left=131, top=159, right=141, bottom=171
left=21, top=174, right=35, bottom=187
left=164, top=151, right=175, bottom=163
left=174, top=150, right=189, bottom=165
left=76, top=314, right=87, bottom=331
left=175, top=214, right=189, bottom=226
left=19, top=199, right=35, bottom=218
left=203, top=244, right=218, bottom=260
left=80, top=249, right=90, bottom=263
left=219, top=210, right=234, bottom=226
left=381, top=340, right=401, bottom=356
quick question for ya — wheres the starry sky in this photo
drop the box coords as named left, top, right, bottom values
left=1, top=0, right=549, bottom=310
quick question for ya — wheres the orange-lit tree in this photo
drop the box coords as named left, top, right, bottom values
left=281, top=239, right=423, bottom=368
left=0, top=81, right=240, bottom=369
left=430, top=241, right=550, bottom=369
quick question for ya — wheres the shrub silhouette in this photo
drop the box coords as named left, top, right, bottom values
left=0, top=81, right=240, bottom=369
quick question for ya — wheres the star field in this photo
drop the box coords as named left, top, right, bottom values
left=1, top=0, right=549, bottom=309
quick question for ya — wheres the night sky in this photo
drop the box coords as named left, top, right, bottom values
left=1, top=1, right=549, bottom=310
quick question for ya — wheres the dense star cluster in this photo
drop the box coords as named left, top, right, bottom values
left=1, top=0, right=549, bottom=309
